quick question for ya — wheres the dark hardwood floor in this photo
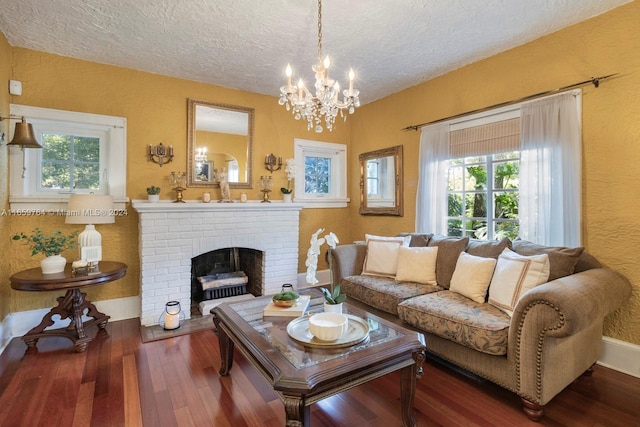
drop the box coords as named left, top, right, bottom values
left=0, top=317, right=638, bottom=426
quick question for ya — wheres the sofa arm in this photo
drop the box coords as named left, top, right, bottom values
left=509, top=268, right=631, bottom=405
left=329, top=244, right=367, bottom=285
left=512, top=268, right=631, bottom=339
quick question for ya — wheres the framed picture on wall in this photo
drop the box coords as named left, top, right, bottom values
left=195, top=161, right=213, bottom=182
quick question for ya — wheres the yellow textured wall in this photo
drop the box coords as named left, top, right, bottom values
left=0, top=31, right=11, bottom=321
left=350, top=1, right=640, bottom=344
left=5, top=48, right=351, bottom=312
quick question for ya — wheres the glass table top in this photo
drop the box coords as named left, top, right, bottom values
left=227, top=289, right=406, bottom=370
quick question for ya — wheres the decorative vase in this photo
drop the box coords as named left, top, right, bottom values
left=324, top=302, right=343, bottom=314
left=148, top=194, right=160, bottom=202
left=282, top=193, right=292, bottom=203
left=41, top=254, right=67, bottom=274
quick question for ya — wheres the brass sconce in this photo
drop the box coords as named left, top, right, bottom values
left=265, top=153, right=282, bottom=172
left=0, top=115, right=42, bottom=148
left=148, top=142, right=174, bottom=166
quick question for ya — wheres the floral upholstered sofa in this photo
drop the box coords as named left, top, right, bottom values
left=329, top=233, right=631, bottom=421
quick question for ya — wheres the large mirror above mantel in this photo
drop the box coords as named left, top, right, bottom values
left=187, top=99, right=254, bottom=189
left=359, top=145, right=403, bottom=216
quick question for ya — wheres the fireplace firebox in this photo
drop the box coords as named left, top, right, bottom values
left=191, top=247, right=264, bottom=308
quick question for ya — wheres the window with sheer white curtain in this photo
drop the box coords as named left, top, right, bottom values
left=416, top=90, right=582, bottom=247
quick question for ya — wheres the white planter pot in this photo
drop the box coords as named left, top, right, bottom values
left=41, top=255, right=67, bottom=274
left=324, top=302, right=343, bottom=313
left=282, top=193, right=292, bottom=203
left=148, top=194, right=160, bottom=202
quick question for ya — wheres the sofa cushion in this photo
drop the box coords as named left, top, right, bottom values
left=398, top=291, right=510, bottom=356
left=466, top=237, right=512, bottom=259
left=488, top=248, right=550, bottom=316
left=395, top=246, right=438, bottom=285
left=512, top=239, right=584, bottom=281
left=428, top=235, right=470, bottom=289
left=341, top=274, right=441, bottom=315
left=449, top=252, right=497, bottom=303
left=397, top=232, right=432, bottom=247
left=362, top=234, right=411, bottom=278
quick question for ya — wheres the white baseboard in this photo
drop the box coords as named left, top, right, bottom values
left=0, top=295, right=140, bottom=354
left=598, top=336, right=640, bottom=378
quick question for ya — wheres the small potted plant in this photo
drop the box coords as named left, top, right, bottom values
left=280, top=186, right=293, bottom=203
left=271, top=284, right=300, bottom=307
left=146, top=185, right=161, bottom=202
left=12, top=228, right=79, bottom=274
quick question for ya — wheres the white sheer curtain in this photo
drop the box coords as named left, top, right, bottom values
left=416, top=123, right=450, bottom=234
left=519, top=90, right=582, bottom=247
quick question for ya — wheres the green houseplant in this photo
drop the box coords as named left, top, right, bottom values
left=146, top=185, right=161, bottom=202
left=12, top=228, right=79, bottom=257
left=146, top=185, right=160, bottom=195
left=12, top=228, right=79, bottom=274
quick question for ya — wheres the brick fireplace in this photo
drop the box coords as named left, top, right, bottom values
left=132, top=200, right=303, bottom=326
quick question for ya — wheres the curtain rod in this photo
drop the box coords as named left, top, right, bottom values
left=401, top=74, right=617, bottom=132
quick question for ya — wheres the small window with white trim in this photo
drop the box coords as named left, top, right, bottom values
left=9, top=104, right=127, bottom=210
left=293, top=138, right=348, bottom=208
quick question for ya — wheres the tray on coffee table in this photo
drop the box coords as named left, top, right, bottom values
left=286, top=314, right=370, bottom=348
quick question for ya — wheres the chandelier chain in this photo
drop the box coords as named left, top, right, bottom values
left=317, top=0, right=322, bottom=60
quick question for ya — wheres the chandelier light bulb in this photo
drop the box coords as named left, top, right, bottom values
left=286, top=64, right=293, bottom=86
left=323, top=55, right=331, bottom=70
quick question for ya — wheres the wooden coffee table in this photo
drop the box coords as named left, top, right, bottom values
left=211, top=290, right=426, bottom=427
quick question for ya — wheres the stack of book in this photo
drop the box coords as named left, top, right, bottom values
left=263, top=294, right=311, bottom=317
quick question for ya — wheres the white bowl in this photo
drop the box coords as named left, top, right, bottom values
left=308, top=313, right=349, bottom=341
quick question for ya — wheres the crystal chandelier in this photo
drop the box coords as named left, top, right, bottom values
left=195, top=147, right=207, bottom=164
left=278, top=0, right=360, bottom=132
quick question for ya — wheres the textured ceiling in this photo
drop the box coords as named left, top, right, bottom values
left=0, top=0, right=631, bottom=104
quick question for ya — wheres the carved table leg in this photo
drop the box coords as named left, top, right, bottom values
left=400, top=349, right=425, bottom=427
left=212, top=314, right=234, bottom=375
left=283, top=395, right=308, bottom=427
left=21, top=288, right=110, bottom=353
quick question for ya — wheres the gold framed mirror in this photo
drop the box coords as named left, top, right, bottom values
left=187, top=99, right=254, bottom=189
left=359, top=145, right=403, bottom=216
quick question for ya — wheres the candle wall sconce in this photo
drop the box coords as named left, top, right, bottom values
left=265, top=153, right=282, bottom=172
left=148, top=142, right=174, bottom=166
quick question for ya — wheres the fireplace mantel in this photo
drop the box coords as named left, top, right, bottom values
left=131, top=199, right=304, bottom=213
left=132, top=199, right=303, bottom=326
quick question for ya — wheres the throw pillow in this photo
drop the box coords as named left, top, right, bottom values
left=449, top=252, right=497, bottom=303
left=395, top=246, right=439, bottom=285
left=512, top=239, right=583, bottom=281
left=362, top=234, right=411, bottom=277
left=397, top=232, right=432, bottom=247
left=488, top=248, right=550, bottom=316
left=466, top=237, right=512, bottom=259
left=427, top=235, right=470, bottom=288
